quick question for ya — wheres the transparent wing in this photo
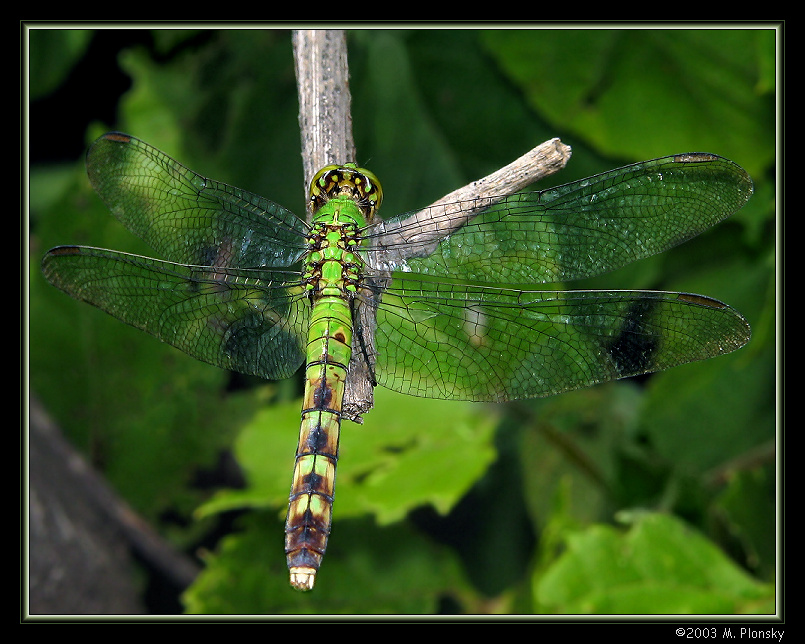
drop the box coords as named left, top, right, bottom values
left=364, top=153, right=753, bottom=285
left=42, top=246, right=310, bottom=380
left=86, top=132, right=310, bottom=269
left=372, top=275, right=750, bottom=401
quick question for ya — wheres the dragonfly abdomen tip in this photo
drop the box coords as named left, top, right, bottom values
left=289, top=567, right=317, bottom=591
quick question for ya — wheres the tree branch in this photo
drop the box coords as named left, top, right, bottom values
left=371, top=138, right=572, bottom=267
left=293, top=29, right=355, bottom=210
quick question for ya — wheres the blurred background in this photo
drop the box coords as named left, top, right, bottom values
left=26, top=26, right=778, bottom=616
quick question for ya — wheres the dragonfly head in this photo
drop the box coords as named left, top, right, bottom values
left=309, top=163, right=383, bottom=222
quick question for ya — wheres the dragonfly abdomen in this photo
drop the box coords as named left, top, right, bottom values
left=284, top=198, right=370, bottom=590
left=285, top=291, right=353, bottom=591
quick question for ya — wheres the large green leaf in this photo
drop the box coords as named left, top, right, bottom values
left=535, top=513, right=774, bottom=614
left=199, top=387, right=498, bottom=525
left=183, top=513, right=475, bottom=614
left=482, top=30, right=775, bottom=177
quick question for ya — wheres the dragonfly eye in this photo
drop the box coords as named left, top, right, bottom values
left=309, top=164, right=383, bottom=220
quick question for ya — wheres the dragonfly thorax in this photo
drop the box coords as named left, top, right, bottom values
left=309, top=163, right=383, bottom=222
left=304, top=221, right=363, bottom=298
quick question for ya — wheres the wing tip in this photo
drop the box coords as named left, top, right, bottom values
left=672, top=152, right=723, bottom=164
left=100, top=131, right=133, bottom=144
left=44, top=245, right=82, bottom=257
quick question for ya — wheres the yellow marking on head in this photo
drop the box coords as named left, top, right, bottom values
left=309, top=164, right=384, bottom=219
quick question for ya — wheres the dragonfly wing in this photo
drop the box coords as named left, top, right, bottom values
left=372, top=275, right=750, bottom=402
left=86, top=133, right=310, bottom=268
left=42, top=246, right=309, bottom=380
left=366, top=153, right=753, bottom=284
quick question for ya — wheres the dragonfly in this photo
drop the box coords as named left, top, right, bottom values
left=41, top=132, right=753, bottom=591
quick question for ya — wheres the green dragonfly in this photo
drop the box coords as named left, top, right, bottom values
left=41, top=132, right=753, bottom=591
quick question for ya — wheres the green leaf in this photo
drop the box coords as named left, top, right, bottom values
left=482, top=30, right=775, bottom=177
left=183, top=512, right=473, bottom=614
left=535, top=513, right=774, bottom=614
left=200, top=387, right=498, bottom=525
